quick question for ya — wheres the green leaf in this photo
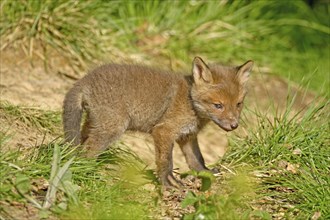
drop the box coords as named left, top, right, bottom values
left=181, top=191, right=198, bottom=208
left=180, top=170, right=198, bottom=179
left=15, top=174, right=31, bottom=194
left=38, top=209, right=51, bottom=219
left=61, top=169, right=73, bottom=183
left=198, top=171, right=215, bottom=192
left=183, top=213, right=195, bottom=220
left=200, top=177, right=211, bottom=192
left=59, top=180, right=80, bottom=204
left=57, top=202, right=68, bottom=210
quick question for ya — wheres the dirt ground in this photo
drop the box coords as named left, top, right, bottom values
left=0, top=48, right=315, bottom=172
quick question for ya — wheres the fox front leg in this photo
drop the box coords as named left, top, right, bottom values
left=177, top=136, right=219, bottom=174
left=152, top=128, right=182, bottom=188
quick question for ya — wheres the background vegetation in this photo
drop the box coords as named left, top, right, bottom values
left=0, top=0, right=329, bottom=219
left=1, top=0, right=329, bottom=92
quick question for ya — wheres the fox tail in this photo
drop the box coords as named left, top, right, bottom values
left=63, top=86, right=83, bottom=145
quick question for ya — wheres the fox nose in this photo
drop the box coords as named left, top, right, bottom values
left=230, top=122, right=238, bottom=130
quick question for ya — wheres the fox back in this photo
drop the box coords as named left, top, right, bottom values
left=81, top=65, right=182, bottom=130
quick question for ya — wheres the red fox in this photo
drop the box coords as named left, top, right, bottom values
left=63, top=57, right=253, bottom=187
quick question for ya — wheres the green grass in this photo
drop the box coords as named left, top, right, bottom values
left=181, top=169, right=272, bottom=220
left=224, top=99, right=330, bottom=219
left=1, top=98, right=329, bottom=219
left=178, top=98, right=329, bottom=219
left=0, top=101, right=62, bottom=134
left=0, top=133, right=157, bottom=219
left=0, top=100, right=156, bottom=219
left=1, top=0, right=329, bottom=93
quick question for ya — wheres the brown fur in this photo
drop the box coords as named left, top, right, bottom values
left=63, top=57, right=253, bottom=187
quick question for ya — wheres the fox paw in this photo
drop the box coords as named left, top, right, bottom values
left=210, top=167, right=220, bottom=174
left=161, top=173, right=183, bottom=188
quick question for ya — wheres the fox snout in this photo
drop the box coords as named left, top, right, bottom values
left=230, top=121, right=238, bottom=129
left=212, top=117, right=239, bottom=132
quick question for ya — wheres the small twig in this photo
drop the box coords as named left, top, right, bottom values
left=219, top=164, right=236, bottom=175
left=1, top=161, right=23, bottom=171
left=58, top=71, right=80, bottom=81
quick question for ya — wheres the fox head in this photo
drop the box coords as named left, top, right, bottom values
left=191, top=57, right=253, bottom=132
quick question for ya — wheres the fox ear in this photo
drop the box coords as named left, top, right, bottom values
left=192, top=57, right=213, bottom=85
left=237, top=60, right=253, bottom=85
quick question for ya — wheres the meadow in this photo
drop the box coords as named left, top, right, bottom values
left=0, top=1, right=329, bottom=219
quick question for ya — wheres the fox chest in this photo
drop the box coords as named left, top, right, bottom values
left=177, top=121, right=199, bottom=139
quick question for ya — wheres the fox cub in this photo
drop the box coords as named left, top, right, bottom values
left=63, top=57, right=253, bottom=187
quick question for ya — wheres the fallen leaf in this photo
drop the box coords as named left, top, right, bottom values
left=311, top=211, right=321, bottom=220
left=278, top=160, right=288, bottom=169
left=286, top=163, right=299, bottom=174
left=292, top=148, right=302, bottom=155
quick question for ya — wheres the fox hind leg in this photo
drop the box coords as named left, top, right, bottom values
left=81, top=114, right=91, bottom=144
left=82, top=111, right=129, bottom=158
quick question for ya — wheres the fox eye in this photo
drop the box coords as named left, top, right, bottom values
left=214, top=103, right=224, bottom=110
left=237, top=102, right=243, bottom=108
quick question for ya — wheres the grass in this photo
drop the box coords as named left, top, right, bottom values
left=1, top=98, right=329, bottom=219
left=1, top=0, right=329, bottom=93
left=0, top=101, right=62, bottom=134
left=224, top=98, right=330, bottom=219
left=0, top=131, right=157, bottom=219
left=0, top=98, right=163, bottom=218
